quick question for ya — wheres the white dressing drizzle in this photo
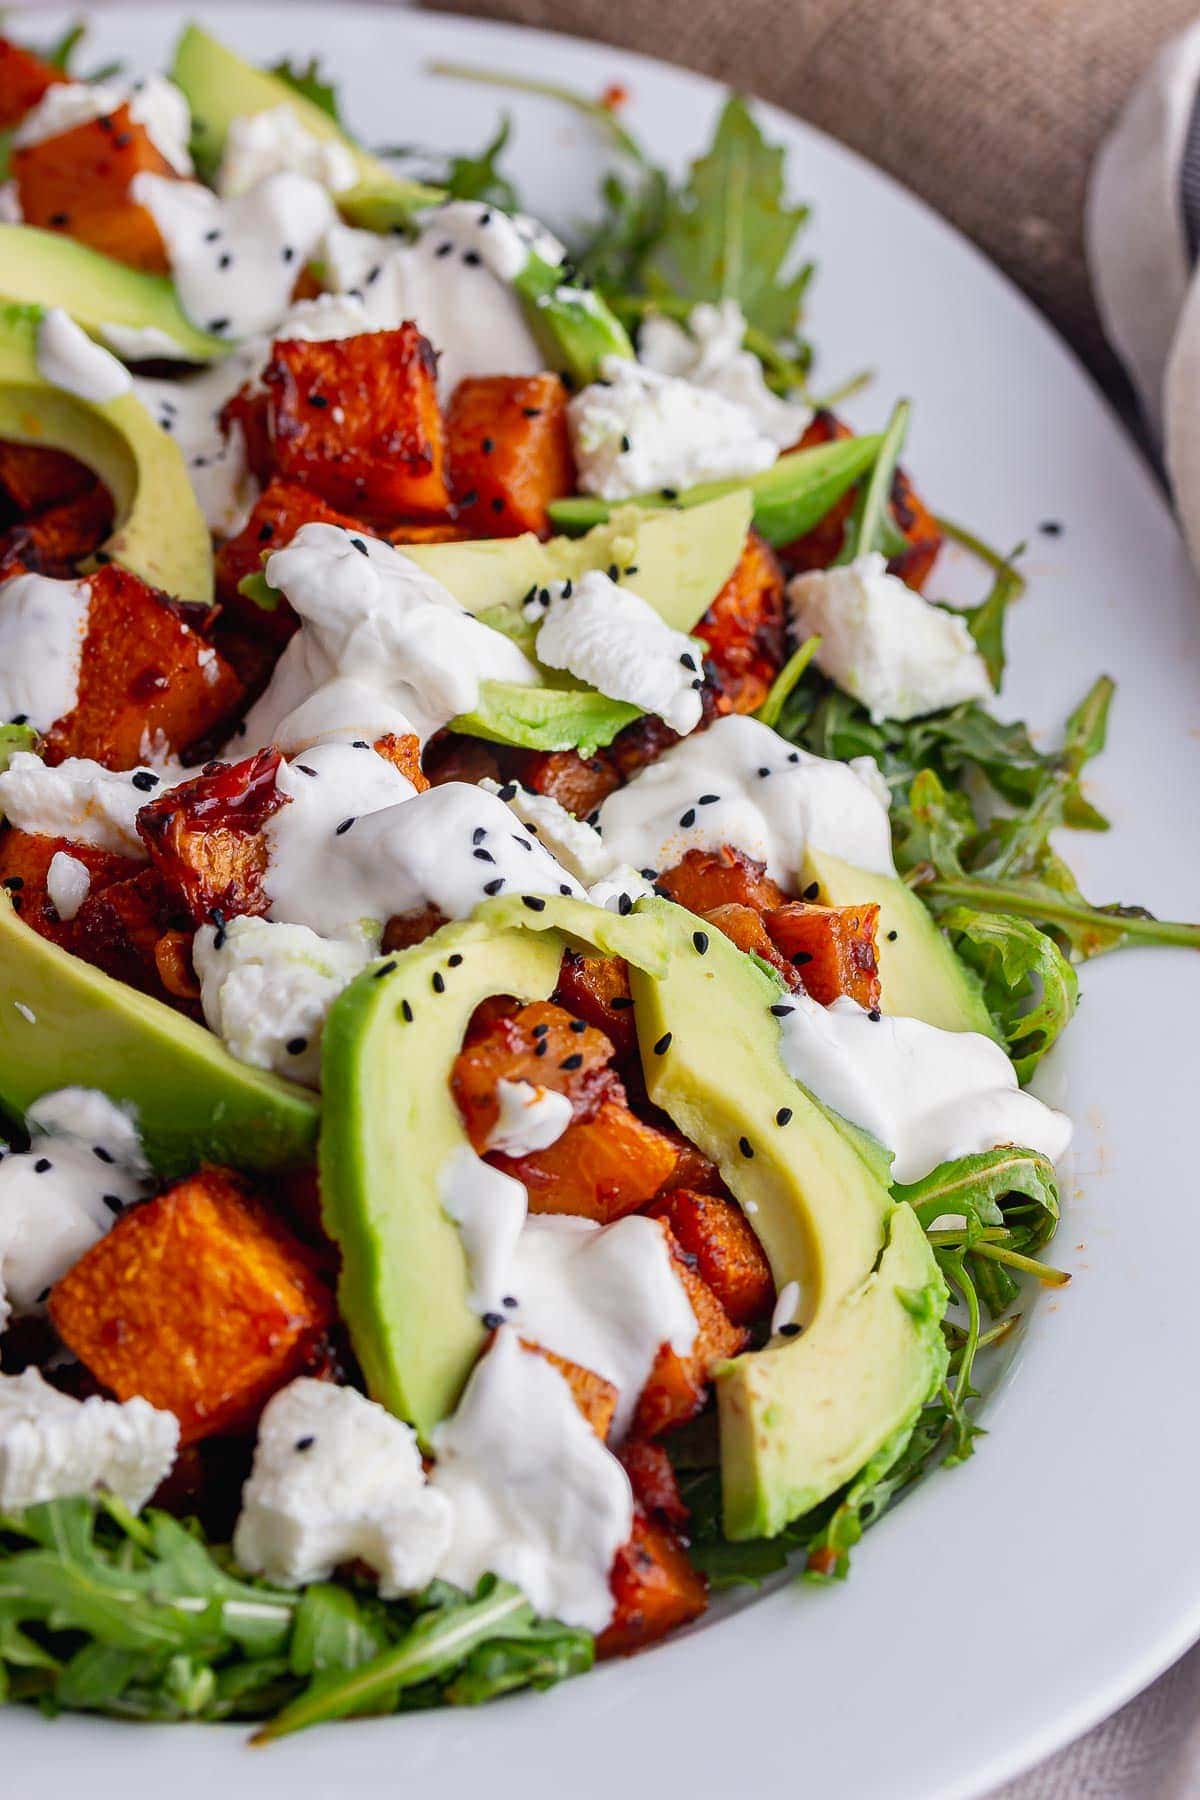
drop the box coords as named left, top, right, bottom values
left=0, top=574, right=90, bottom=733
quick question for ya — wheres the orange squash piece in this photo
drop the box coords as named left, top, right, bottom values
left=372, top=731, right=428, bottom=790
left=0, top=442, right=94, bottom=513
left=765, top=899, right=882, bottom=1009
left=452, top=998, right=617, bottom=1150
left=619, top=1439, right=690, bottom=1530
left=699, top=901, right=804, bottom=990
left=515, top=748, right=622, bottom=820
left=446, top=373, right=574, bottom=537
left=494, top=1096, right=682, bottom=1225
left=598, top=1510, right=708, bottom=1658
left=695, top=530, right=785, bottom=714
left=0, top=830, right=137, bottom=952
left=649, top=1189, right=774, bottom=1327
left=554, top=951, right=637, bottom=1059
left=50, top=1166, right=335, bottom=1444
left=632, top=1241, right=747, bottom=1439
left=0, top=37, right=65, bottom=129
left=41, top=564, right=243, bottom=769
left=388, top=520, right=476, bottom=545
left=7, top=481, right=114, bottom=575
left=262, top=327, right=448, bottom=520
left=13, top=101, right=175, bottom=271
left=137, top=749, right=288, bottom=927
left=657, top=845, right=786, bottom=915
left=214, top=478, right=370, bottom=612
left=524, top=1340, right=618, bottom=1441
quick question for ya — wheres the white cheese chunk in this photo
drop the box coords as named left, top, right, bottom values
left=0, top=1088, right=151, bottom=1330
left=0, top=1367, right=177, bottom=1510
left=14, top=75, right=193, bottom=174
left=568, top=355, right=779, bottom=501
left=637, top=299, right=811, bottom=448
left=596, top=712, right=895, bottom=887
left=774, top=988, right=1074, bottom=1183
left=0, top=753, right=183, bottom=857
left=788, top=553, right=993, bottom=723
left=45, top=851, right=92, bottom=922
left=0, top=573, right=90, bottom=735
left=586, top=865, right=657, bottom=914
left=431, top=1330, right=632, bottom=1631
left=36, top=308, right=131, bottom=403
left=234, top=1379, right=451, bottom=1594
left=532, top=571, right=704, bottom=736
left=193, top=914, right=376, bottom=1089
left=217, top=105, right=358, bottom=199
left=483, top=1080, right=573, bottom=1156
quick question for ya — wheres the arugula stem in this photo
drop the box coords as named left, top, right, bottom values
left=922, top=876, right=1200, bottom=949
left=936, top=513, right=1027, bottom=582
left=967, top=1241, right=1070, bottom=1286
left=427, top=61, right=646, bottom=163
left=944, top=1313, right=1022, bottom=1352
left=812, top=367, right=874, bottom=408
left=755, top=636, right=820, bottom=729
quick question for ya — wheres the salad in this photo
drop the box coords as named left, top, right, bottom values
left=0, top=18, right=1195, bottom=1741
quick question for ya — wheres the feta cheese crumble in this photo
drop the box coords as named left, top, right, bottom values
left=217, top=105, right=358, bottom=199
left=193, top=914, right=376, bottom=1088
left=638, top=299, right=812, bottom=448
left=14, top=75, right=193, bottom=174
left=431, top=1330, right=633, bottom=1631
left=0, top=1367, right=177, bottom=1511
left=596, top=712, right=896, bottom=887
left=787, top=553, right=993, bottom=723
left=774, top=989, right=1074, bottom=1183
left=0, top=573, right=90, bottom=735
left=233, top=1379, right=452, bottom=1594
left=45, top=851, right=92, bottom=922
left=0, top=753, right=183, bottom=858
left=568, top=355, right=779, bottom=501
left=0, top=1088, right=151, bottom=1331
left=35, top=309, right=132, bottom=404
left=483, top=1080, right=574, bottom=1156
left=532, top=571, right=705, bottom=736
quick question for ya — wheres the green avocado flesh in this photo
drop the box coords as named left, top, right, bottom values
left=0, top=302, right=214, bottom=604
left=627, top=897, right=946, bottom=1539
left=0, top=893, right=318, bottom=1178
left=0, top=227, right=227, bottom=364
left=801, top=848, right=997, bottom=1039
left=318, top=900, right=665, bottom=1441
left=171, top=23, right=442, bottom=223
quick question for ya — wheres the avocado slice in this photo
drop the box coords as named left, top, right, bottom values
left=626, top=896, right=947, bottom=1539
left=801, top=848, right=997, bottom=1038
left=0, top=227, right=228, bottom=365
left=0, top=302, right=213, bottom=604
left=0, top=723, right=37, bottom=782
left=0, top=893, right=318, bottom=1177
left=511, top=257, right=634, bottom=386
left=171, top=23, right=443, bottom=220
left=319, top=900, right=666, bottom=1439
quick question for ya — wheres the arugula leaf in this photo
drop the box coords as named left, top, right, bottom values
left=939, top=907, right=1078, bottom=1080
left=441, top=117, right=520, bottom=211
left=895, top=1145, right=1060, bottom=1243
left=643, top=96, right=811, bottom=341
left=268, top=56, right=343, bottom=125
left=958, top=545, right=1026, bottom=689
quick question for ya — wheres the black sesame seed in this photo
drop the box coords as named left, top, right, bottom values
left=569, top=1019, right=587, bottom=1033
left=653, top=1032, right=672, bottom=1056
left=618, top=893, right=633, bottom=915
left=93, top=1145, right=115, bottom=1163
left=463, top=250, right=483, bottom=267
left=350, top=537, right=369, bottom=557
left=295, top=1436, right=315, bottom=1452
left=779, top=1322, right=802, bottom=1338
left=373, top=960, right=397, bottom=979
left=401, top=999, right=414, bottom=1022
left=624, top=564, right=639, bottom=575
left=351, top=739, right=370, bottom=749
left=207, top=317, right=230, bottom=334
left=607, top=563, right=619, bottom=581
left=532, top=1022, right=550, bottom=1037
left=559, top=883, right=573, bottom=896
left=295, top=763, right=318, bottom=778
left=101, top=1193, right=123, bottom=1214
left=887, top=929, right=898, bottom=942
left=698, top=793, right=719, bottom=805
left=257, top=521, right=275, bottom=542
left=481, top=436, right=494, bottom=454
left=491, top=497, right=506, bottom=514
left=769, top=1003, right=795, bottom=1017
left=620, top=434, right=631, bottom=453
left=432, top=972, right=445, bottom=993
left=204, top=227, right=220, bottom=243
left=560, top=1053, right=584, bottom=1070
left=561, top=579, right=573, bottom=599
left=483, top=878, right=505, bottom=896
left=868, top=1008, right=882, bottom=1022
left=130, top=770, right=158, bottom=792
left=679, top=808, right=696, bottom=828
left=474, top=848, right=496, bottom=865
left=48, top=210, right=70, bottom=226
left=36, top=1287, right=50, bottom=1305
left=522, top=895, right=546, bottom=911
left=335, top=817, right=356, bottom=835
left=535, top=1039, right=548, bottom=1057
left=448, top=953, right=463, bottom=967
left=282, top=245, right=295, bottom=263
left=609, top=996, right=634, bottom=1011
left=33, top=1158, right=51, bottom=1174
left=739, top=1136, right=754, bottom=1158
left=1039, top=519, right=1063, bottom=536
left=498, top=781, right=518, bottom=801
left=482, top=1311, right=504, bottom=1329
left=691, top=678, right=703, bottom=690
left=802, top=882, right=820, bottom=901
left=366, top=264, right=382, bottom=284
left=286, top=1036, right=308, bottom=1055
left=218, top=252, right=233, bottom=270
left=502, top=1295, right=518, bottom=1309
left=436, top=241, right=454, bottom=258
left=113, top=131, right=132, bottom=149
left=639, top=868, right=658, bottom=881
left=308, top=392, right=329, bottom=408
left=661, top=487, right=678, bottom=501
left=513, top=834, right=533, bottom=851
left=788, top=751, right=800, bottom=764
left=461, top=489, right=479, bottom=508
left=692, top=930, right=709, bottom=954
left=792, top=950, right=813, bottom=966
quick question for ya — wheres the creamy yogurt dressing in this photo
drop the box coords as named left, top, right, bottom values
left=134, top=339, right=264, bottom=536
left=217, top=105, right=358, bottom=200
left=568, top=355, right=780, bottom=501
left=430, top=1328, right=633, bottom=1631
left=268, top=677, right=421, bottom=755
left=638, top=299, right=812, bottom=448
left=530, top=571, right=705, bottom=736
left=13, top=75, right=193, bottom=174
left=45, top=851, right=91, bottom=922
left=774, top=989, right=1073, bottom=1183
left=193, top=914, right=377, bottom=1088
left=35, top=309, right=131, bottom=404
left=596, top=712, right=895, bottom=886
left=480, top=778, right=613, bottom=884
left=243, top=524, right=537, bottom=748
left=0, top=181, right=21, bottom=222
left=321, top=198, right=562, bottom=395
left=788, top=553, right=993, bottom=723
left=133, top=170, right=337, bottom=340
left=0, top=573, right=90, bottom=733
left=0, top=753, right=183, bottom=857
left=0, top=1367, right=178, bottom=1512
left=438, top=1144, right=528, bottom=1319
left=98, top=321, right=193, bottom=362
left=484, top=1080, right=574, bottom=1155
left=0, top=1088, right=151, bottom=1331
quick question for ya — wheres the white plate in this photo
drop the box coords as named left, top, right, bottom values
left=9, top=6, right=1200, bottom=1796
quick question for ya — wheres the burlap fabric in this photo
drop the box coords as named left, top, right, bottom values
left=427, top=0, right=1199, bottom=395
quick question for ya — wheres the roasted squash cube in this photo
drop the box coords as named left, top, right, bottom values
left=515, top=748, right=621, bottom=820
left=372, top=731, right=428, bottom=790
left=6, top=481, right=114, bottom=575
left=765, top=899, right=882, bottom=1009
left=494, top=1096, right=682, bottom=1224
left=452, top=998, right=617, bottom=1150
left=887, top=464, right=943, bottom=592
left=42, top=564, right=243, bottom=769
left=700, top=901, right=804, bottom=990
left=0, top=829, right=138, bottom=953
left=13, top=101, right=175, bottom=272
left=446, top=373, right=574, bottom=537
left=263, top=327, right=448, bottom=520
left=632, top=1227, right=748, bottom=1439
left=649, top=1189, right=774, bottom=1327
left=695, top=530, right=785, bottom=714
left=554, top=951, right=636, bottom=1059
left=0, top=442, right=94, bottom=513
left=657, top=845, right=786, bottom=916
left=387, top=520, right=476, bottom=545
left=214, top=479, right=370, bottom=620
left=0, top=37, right=65, bottom=129
left=50, top=1167, right=334, bottom=1443
left=619, top=1439, right=690, bottom=1530
left=598, top=1510, right=708, bottom=1658
left=523, top=1340, right=618, bottom=1441
left=137, top=748, right=288, bottom=926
